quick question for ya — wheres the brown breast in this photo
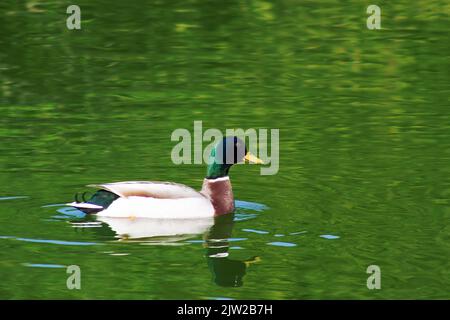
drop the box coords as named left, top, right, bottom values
left=200, top=177, right=234, bottom=216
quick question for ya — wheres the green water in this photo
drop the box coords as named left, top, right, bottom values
left=1, top=1, right=449, bottom=299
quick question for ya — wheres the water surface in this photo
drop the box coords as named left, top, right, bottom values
left=0, top=1, right=449, bottom=299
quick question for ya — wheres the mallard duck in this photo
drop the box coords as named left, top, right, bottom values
left=67, top=136, right=263, bottom=219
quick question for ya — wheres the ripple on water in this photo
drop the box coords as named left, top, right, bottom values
left=0, top=236, right=100, bottom=246
left=320, top=234, right=340, bottom=240
left=56, top=207, right=85, bottom=218
left=22, top=263, right=66, bottom=268
left=233, top=200, right=268, bottom=222
left=242, top=228, right=269, bottom=234
left=0, top=196, right=29, bottom=201
left=267, top=242, right=297, bottom=247
left=290, top=231, right=307, bottom=235
left=235, top=200, right=268, bottom=212
left=186, top=237, right=248, bottom=244
left=233, top=213, right=258, bottom=221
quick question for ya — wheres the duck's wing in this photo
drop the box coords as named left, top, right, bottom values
left=87, top=181, right=203, bottom=199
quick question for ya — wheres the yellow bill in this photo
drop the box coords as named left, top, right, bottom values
left=243, top=151, right=264, bottom=164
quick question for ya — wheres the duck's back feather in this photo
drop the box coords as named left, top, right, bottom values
left=88, top=181, right=204, bottom=199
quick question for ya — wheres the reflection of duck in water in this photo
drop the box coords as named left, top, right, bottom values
left=67, top=136, right=263, bottom=218
left=205, top=213, right=260, bottom=287
left=70, top=207, right=261, bottom=287
left=96, top=216, right=214, bottom=241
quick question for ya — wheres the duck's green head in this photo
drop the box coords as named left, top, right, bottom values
left=206, top=136, right=263, bottom=179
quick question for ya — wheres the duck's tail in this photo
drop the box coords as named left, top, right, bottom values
left=66, top=190, right=119, bottom=214
left=66, top=201, right=104, bottom=214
